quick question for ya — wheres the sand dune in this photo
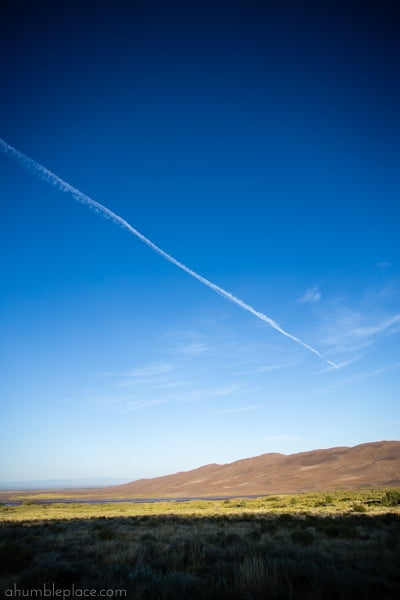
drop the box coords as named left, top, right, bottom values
left=106, top=440, right=400, bottom=497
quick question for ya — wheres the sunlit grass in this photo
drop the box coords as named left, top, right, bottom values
left=0, top=488, right=398, bottom=522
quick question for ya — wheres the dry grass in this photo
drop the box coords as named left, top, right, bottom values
left=1, top=488, right=398, bottom=522
left=0, top=490, right=399, bottom=599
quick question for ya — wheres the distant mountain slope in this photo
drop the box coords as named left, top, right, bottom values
left=108, top=441, right=400, bottom=497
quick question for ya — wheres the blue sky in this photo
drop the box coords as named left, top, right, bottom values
left=1, top=1, right=399, bottom=483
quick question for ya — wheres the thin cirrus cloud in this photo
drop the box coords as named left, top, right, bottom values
left=213, top=405, right=259, bottom=415
left=120, top=384, right=242, bottom=412
left=322, top=309, right=400, bottom=354
left=312, top=361, right=400, bottom=396
left=124, top=363, right=175, bottom=378
left=172, top=342, right=211, bottom=358
left=153, top=380, right=197, bottom=390
left=106, top=362, right=176, bottom=388
left=0, top=138, right=336, bottom=368
left=298, top=286, right=322, bottom=303
left=170, top=384, right=241, bottom=403
left=263, top=435, right=302, bottom=442
left=238, top=362, right=295, bottom=375
left=103, top=362, right=174, bottom=378
left=316, top=355, right=362, bottom=374
left=93, top=351, right=244, bottom=411
left=350, top=315, right=400, bottom=338
left=122, top=397, right=168, bottom=413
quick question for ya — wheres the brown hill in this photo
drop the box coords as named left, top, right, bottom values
left=107, top=441, right=400, bottom=497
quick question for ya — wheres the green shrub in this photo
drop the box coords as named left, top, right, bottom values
left=290, top=529, right=315, bottom=546
left=19, top=555, right=84, bottom=588
left=0, top=541, right=34, bottom=574
left=163, top=572, right=201, bottom=599
left=278, top=513, right=295, bottom=523
left=382, top=490, right=400, bottom=506
left=314, top=494, right=335, bottom=507
left=352, top=503, right=367, bottom=513
left=323, top=524, right=341, bottom=538
left=260, top=520, right=276, bottom=534
left=322, top=522, right=360, bottom=539
left=234, top=554, right=269, bottom=597
left=96, top=528, right=116, bottom=540
left=233, top=500, right=247, bottom=508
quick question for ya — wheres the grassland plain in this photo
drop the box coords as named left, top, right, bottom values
left=0, top=490, right=399, bottom=599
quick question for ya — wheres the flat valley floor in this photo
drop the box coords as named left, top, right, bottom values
left=1, top=490, right=399, bottom=600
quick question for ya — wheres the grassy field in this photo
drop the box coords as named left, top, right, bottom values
left=1, top=489, right=399, bottom=599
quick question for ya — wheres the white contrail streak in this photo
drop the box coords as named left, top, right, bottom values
left=0, top=138, right=337, bottom=367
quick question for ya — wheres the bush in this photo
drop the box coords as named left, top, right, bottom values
left=247, top=528, right=261, bottom=541
left=260, top=520, right=277, bottom=535
left=315, top=494, right=334, bottom=507
left=96, top=528, right=116, bottom=540
left=322, top=522, right=360, bottom=539
left=290, top=529, right=315, bottom=546
left=163, top=572, right=201, bottom=599
left=382, top=490, right=400, bottom=506
left=352, top=503, right=367, bottom=513
left=19, top=555, right=84, bottom=588
left=0, top=541, right=34, bottom=574
left=278, top=513, right=295, bottom=523
left=234, top=554, right=269, bottom=598
left=323, top=524, right=341, bottom=538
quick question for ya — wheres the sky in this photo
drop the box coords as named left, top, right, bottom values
left=0, top=0, right=399, bottom=484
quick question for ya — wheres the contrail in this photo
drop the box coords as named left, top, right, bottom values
left=0, top=138, right=337, bottom=367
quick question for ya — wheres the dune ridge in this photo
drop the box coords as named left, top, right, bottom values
left=106, top=440, right=400, bottom=497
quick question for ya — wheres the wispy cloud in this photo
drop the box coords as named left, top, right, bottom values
left=340, top=362, right=400, bottom=384
left=172, top=342, right=210, bottom=358
left=322, top=308, right=400, bottom=355
left=107, top=362, right=176, bottom=388
left=313, top=361, right=400, bottom=396
left=0, top=138, right=336, bottom=367
left=377, top=261, right=391, bottom=270
left=153, top=380, right=196, bottom=390
left=316, top=355, right=362, bottom=374
left=238, top=362, right=294, bottom=375
left=171, top=384, right=240, bottom=403
left=264, top=435, right=302, bottom=441
left=125, top=363, right=174, bottom=378
left=89, top=376, right=244, bottom=412
left=103, top=362, right=174, bottom=378
left=350, top=315, right=400, bottom=338
left=122, top=398, right=168, bottom=412
left=214, top=405, right=259, bottom=415
left=298, top=286, right=321, bottom=303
